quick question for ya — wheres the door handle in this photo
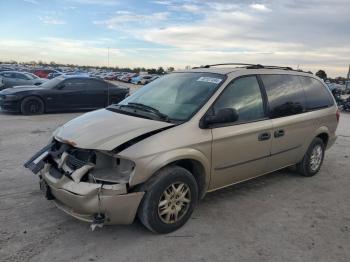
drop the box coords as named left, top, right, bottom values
left=274, top=129, right=285, bottom=138
left=258, top=132, right=271, bottom=141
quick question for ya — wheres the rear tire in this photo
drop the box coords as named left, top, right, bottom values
left=137, top=166, right=198, bottom=234
left=20, top=96, right=44, bottom=115
left=297, top=137, right=325, bottom=177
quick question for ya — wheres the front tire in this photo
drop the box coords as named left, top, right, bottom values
left=137, top=166, right=198, bottom=234
left=297, top=137, right=325, bottom=177
left=20, top=96, right=44, bottom=115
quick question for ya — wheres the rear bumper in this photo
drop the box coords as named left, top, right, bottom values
left=42, top=170, right=144, bottom=225
left=326, top=133, right=337, bottom=150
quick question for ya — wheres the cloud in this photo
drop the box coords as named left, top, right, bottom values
left=151, top=0, right=172, bottom=5
left=3, top=0, right=350, bottom=76
left=39, top=16, right=66, bottom=25
left=136, top=0, right=350, bottom=76
left=94, top=11, right=169, bottom=30
left=0, top=38, right=124, bottom=66
left=176, top=4, right=201, bottom=13
left=250, top=3, right=271, bottom=12
left=70, top=0, right=119, bottom=5
left=23, top=0, right=39, bottom=4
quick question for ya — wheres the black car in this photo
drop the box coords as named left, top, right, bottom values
left=0, top=75, right=129, bottom=115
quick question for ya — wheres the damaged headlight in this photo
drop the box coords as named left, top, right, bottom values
left=87, top=151, right=135, bottom=184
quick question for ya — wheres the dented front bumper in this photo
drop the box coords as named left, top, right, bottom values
left=43, top=170, right=144, bottom=225
left=25, top=141, right=145, bottom=225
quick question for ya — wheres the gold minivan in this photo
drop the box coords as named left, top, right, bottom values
left=25, top=64, right=339, bottom=233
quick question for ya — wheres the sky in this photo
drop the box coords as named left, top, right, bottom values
left=0, top=0, right=349, bottom=77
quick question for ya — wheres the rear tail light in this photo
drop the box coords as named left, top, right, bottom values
left=336, top=109, right=340, bottom=122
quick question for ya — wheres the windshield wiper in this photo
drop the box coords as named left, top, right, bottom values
left=122, top=102, right=170, bottom=121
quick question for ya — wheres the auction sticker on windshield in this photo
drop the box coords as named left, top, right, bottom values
left=196, top=76, right=222, bottom=84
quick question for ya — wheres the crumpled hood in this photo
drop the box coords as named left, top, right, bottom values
left=53, top=109, right=174, bottom=151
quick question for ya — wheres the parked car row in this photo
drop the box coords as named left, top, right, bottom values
left=0, top=64, right=163, bottom=86
left=130, top=75, right=159, bottom=84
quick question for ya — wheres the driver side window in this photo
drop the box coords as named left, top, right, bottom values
left=213, top=76, right=265, bottom=123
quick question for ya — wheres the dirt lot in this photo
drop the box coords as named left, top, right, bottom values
left=0, top=110, right=349, bottom=262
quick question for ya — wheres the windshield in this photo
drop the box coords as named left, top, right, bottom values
left=117, top=72, right=225, bottom=121
left=39, top=76, right=65, bottom=88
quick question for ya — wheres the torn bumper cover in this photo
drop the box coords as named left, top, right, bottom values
left=24, top=140, right=144, bottom=225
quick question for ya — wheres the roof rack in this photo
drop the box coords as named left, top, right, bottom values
left=193, top=63, right=256, bottom=69
left=192, top=63, right=312, bottom=74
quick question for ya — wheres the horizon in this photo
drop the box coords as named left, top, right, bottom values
left=0, top=0, right=349, bottom=77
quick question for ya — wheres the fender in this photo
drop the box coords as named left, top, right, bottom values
left=296, top=125, right=331, bottom=163
left=129, top=148, right=211, bottom=191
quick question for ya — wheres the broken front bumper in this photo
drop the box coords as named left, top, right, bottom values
left=24, top=142, right=144, bottom=225
left=44, top=171, right=144, bottom=225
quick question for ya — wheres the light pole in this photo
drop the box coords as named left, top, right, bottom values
left=107, top=47, right=110, bottom=105
left=346, top=64, right=350, bottom=91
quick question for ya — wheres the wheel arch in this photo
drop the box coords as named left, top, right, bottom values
left=316, top=132, right=329, bottom=147
left=130, top=149, right=211, bottom=199
left=313, top=125, right=331, bottom=148
left=20, top=94, right=46, bottom=113
left=21, top=94, right=45, bottom=105
left=168, top=159, right=207, bottom=199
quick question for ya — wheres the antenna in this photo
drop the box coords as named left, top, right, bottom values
left=107, top=47, right=110, bottom=106
left=346, top=64, right=350, bottom=90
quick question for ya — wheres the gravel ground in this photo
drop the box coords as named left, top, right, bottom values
left=0, top=109, right=349, bottom=262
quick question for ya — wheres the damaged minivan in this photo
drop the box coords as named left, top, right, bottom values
left=25, top=64, right=339, bottom=233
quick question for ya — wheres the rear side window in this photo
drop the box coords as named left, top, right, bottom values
left=63, top=79, right=88, bottom=90
left=299, top=76, right=334, bottom=110
left=261, top=74, right=305, bottom=118
left=86, top=79, right=107, bottom=90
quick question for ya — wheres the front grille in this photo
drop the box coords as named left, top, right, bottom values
left=66, top=154, right=88, bottom=170
left=65, top=149, right=96, bottom=170
left=49, top=139, right=95, bottom=173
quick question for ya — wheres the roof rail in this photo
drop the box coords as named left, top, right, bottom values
left=193, top=63, right=257, bottom=69
left=192, top=63, right=312, bottom=74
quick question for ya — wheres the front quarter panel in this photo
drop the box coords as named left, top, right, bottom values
left=119, top=122, right=212, bottom=189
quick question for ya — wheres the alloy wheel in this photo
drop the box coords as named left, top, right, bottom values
left=310, top=145, right=323, bottom=171
left=158, top=182, right=191, bottom=224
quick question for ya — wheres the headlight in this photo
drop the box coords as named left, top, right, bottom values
left=4, top=94, right=19, bottom=101
left=89, top=152, right=135, bottom=184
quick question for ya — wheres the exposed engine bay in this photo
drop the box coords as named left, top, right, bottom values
left=25, top=139, right=135, bottom=185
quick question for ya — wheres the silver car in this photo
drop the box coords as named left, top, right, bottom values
left=0, top=71, right=46, bottom=89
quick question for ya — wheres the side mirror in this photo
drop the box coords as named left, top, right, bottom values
left=200, top=108, right=239, bottom=128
